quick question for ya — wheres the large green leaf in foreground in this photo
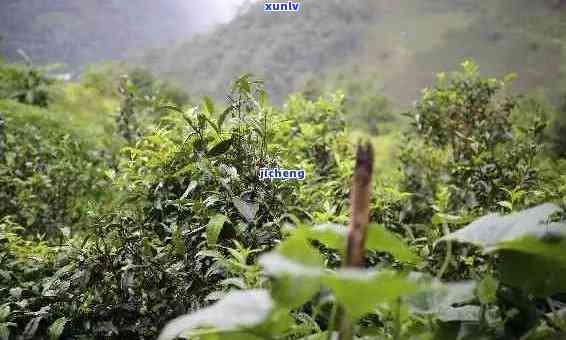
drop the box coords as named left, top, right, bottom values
left=259, top=225, right=419, bottom=320
left=158, top=290, right=273, bottom=340
left=439, top=203, right=566, bottom=296
left=284, top=223, right=420, bottom=264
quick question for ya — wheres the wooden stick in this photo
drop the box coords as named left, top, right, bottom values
left=345, top=143, right=374, bottom=267
left=338, top=142, right=374, bottom=340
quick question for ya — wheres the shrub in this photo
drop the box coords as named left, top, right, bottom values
left=0, top=100, right=107, bottom=237
left=400, top=61, right=547, bottom=223
left=0, top=63, right=54, bottom=107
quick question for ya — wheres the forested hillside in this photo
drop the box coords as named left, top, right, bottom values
left=143, top=0, right=566, bottom=107
left=1, top=1, right=566, bottom=339
left=0, top=0, right=240, bottom=70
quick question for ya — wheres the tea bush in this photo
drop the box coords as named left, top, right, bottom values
left=0, top=100, right=107, bottom=237
left=0, top=62, right=54, bottom=107
left=1, top=62, right=566, bottom=340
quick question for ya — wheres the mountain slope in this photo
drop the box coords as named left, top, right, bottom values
left=142, top=0, right=566, bottom=107
left=142, top=0, right=379, bottom=104
left=0, top=0, right=240, bottom=69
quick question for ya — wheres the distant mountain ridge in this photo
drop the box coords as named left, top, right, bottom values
left=0, top=0, right=233, bottom=69
left=141, top=0, right=566, bottom=107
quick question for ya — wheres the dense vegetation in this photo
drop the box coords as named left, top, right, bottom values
left=1, top=1, right=566, bottom=339
left=1, top=46, right=566, bottom=340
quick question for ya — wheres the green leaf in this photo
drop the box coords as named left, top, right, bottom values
left=183, top=114, right=199, bottom=133
left=204, top=96, right=215, bottom=114
left=232, top=198, right=259, bottom=223
left=236, top=74, right=251, bottom=94
left=322, top=270, right=417, bottom=320
left=193, top=332, right=264, bottom=340
left=207, top=138, right=233, bottom=157
left=496, top=236, right=566, bottom=296
left=407, top=279, right=476, bottom=317
left=23, top=317, right=42, bottom=339
left=270, top=275, right=321, bottom=309
left=218, top=106, right=233, bottom=129
left=158, top=289, right=274, bottom=340
left=287, top=224, right=419, bottom=264
left=298, top=333, right=329, bottom=340
left=258, top=233, right=325, bottom=309
left=276, top=230, right=325, bottom=267
left=48, top=317, right=67, bottom=340
left=497, top=201, right=513, bottom=211
left=259, top=252, right=324, bottom=277
left=259, top=251, right=323, bottom=309
left=197, top=113, right=207, bottom=130
left=172, top=224, right=185, bottom=256
left=431, top=213, right=467, bottom=226
left=0, top=304, right=9, bottom=322
left=439, top=203, right=564, bottom=250
left=299, top=224, right=347, bottom=251
left=366, top=224, right=420, bottom=264
left=477, top=275, right=498, bottom=305
left=161, top=105, right=184, bottom=113
left=439, top=204, right=566, bottom=296
left=203, top=114, right=220, bottom=134
left=259, top=226, right=419, bottom=314
left=206, top=214, right=228, bottom=247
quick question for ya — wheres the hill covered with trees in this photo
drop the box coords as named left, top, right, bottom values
left=142, top=0, right=566, bottom=108
left=0, top=0, right=240, bottom=70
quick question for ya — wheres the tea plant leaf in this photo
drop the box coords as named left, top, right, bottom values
left=48, top=317, right=67, bottom=340
left=0, top=304, right=10, bottom=321
left=259, top=252, right=324, bottom=277
left=203, top=96, right=215, bottom=114
left=258, top=89, right=268, bottom=107
left=161, top=105, right=184, bottom=114
left=270, top=275, right=322, bottom=309
left=232, top=198, right=259, bottom=223
left=407, top=279, right=476, bottom=316
left=477, top=275, right=498, bottom=305
left=496, top=236, right=566, bottom=296
left=218, top=106, right=233, bottom=129
left=366, top=224, right=420, bottom=264
left=259, top=237, right=323, bottom=309
left=158, top=289, right=273, bottom=340
left=235, top=74, right=251, bottom=94
left=286, top=224, right=419, bottom=264
left=207, top=138, right=233, bottom=157
left=259, top=251, right=323, bottom=308
left=439, top=204, right=566, bottom=296
left=206, top=214, right=228, bottom=247
left=300, top=224, right=347, bottom=250
left=439, top=203, right=564, bottom=250
left=297, top=332, right=329, bottom=340
left=322, top=269, right=418, bottom=320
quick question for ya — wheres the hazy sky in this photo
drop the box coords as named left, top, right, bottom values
left=183, top=0, right=252, bottom=31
